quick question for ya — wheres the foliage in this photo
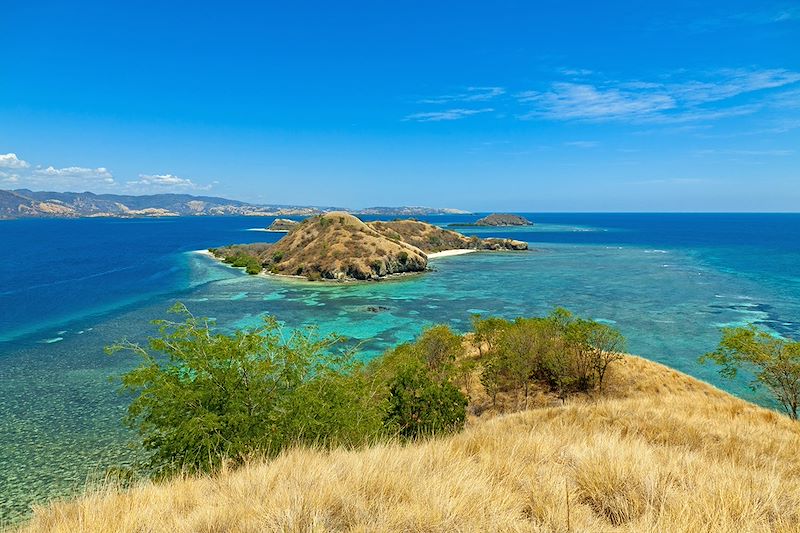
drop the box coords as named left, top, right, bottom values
left=470, top=315, right=510, bottom=356
left=109, top=305, right=626, bottom=481
left=701, top=326, right=800, bottom=419
left=368, top=325, right=468, bottom=438
left=383, top=361, right=468, bottom=438
left=414, top=324, right=464, bottom=378
left=233, top=254, right=263, bottom=275
left=108, top=304, right=379, bottom=478
left=474, top=309, right=626, bottom=405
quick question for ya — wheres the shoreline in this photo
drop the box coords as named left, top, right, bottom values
left=191, top=249, right=428, bottom=284
left=427, top=249, right=478, bottom=259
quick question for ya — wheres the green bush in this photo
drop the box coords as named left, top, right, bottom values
left=226, top=253, right=262, bottom=275
left=475, top=309, right=625, bottom=404
left=383, top=362, right=467, bottom=438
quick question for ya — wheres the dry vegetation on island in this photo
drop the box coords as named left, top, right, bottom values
left=16, top=309, right=800, bottom=533
left=210, top=212, right=527, bottom=281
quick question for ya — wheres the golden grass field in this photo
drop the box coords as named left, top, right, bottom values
left=17, top=355, right=800, bottom=532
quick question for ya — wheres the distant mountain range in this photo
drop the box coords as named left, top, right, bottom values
left=0, top=189, right=470, bottom=219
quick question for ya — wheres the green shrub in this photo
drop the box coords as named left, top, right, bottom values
left=383, top=362, right=467, bottom=438
left=474, top=309, right=625, bottom=404
left=226, top=253, right=262, bottom=275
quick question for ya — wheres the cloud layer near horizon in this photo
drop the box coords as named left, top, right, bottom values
left=0, top=153, right=213, bottom=194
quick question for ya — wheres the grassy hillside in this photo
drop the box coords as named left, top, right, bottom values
left=19, top=355, right=800, bottom=532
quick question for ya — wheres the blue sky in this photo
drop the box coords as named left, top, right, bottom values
left=1, top=0, right=799, bottom=211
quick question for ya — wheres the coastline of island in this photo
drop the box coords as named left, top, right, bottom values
left=195, top=213, right=527, bottom=283
left=426, top=249, right=478, bottom=259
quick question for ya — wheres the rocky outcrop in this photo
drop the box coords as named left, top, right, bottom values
left=475, top=214, right=533, bottom=226
left=478, top=238, right=528, bottom=250
left=450, top=213, right=533, bottom=227
left=267, top=218, right=299, bottom=231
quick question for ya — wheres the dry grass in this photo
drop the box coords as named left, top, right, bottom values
left=18, top=355, right=800, bottom=532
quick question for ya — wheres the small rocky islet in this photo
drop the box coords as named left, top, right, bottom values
left=450, top=213, right=533, bottom=227
left=266, top=218, right=300, bottom=231
left=210, top=212, right=527, bottom=281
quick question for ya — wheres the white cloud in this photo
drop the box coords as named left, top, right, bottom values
left=0, top=153, right=30, bottom=169
left=34, top=166, right=115, bottom=184
left=559, top=68, right=594, bottom=77
left=672, top=69, right=800, bottom=104
left=517, top=68, right=800, bottom=123
left=0, top=171, right=20, bottom=184
left=129, top=173, right=211, bottom=190
left=403, top=108, right=494, bottom=122
left=418, top=87, right=505, bottom=104
left=518, top=83, right=675, bottom=121
left=564, top=140, right=599, bottom=148
left=693, top=148, right=795, bottom=157
left=0, top=153, right=218, bottom=194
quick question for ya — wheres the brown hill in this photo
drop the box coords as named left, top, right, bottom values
left=213, top=212, right=428, bottom=281
left=369, top=219, right=526, bottom=253
left=475, top=213, right=533, bottom=226
left=210, top=213, right=527, bottom=281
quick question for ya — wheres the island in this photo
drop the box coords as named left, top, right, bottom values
left=449, top=213, right=533, bottom=227
left=209, top=211, right=527, bottom=281
left=266, top=218, right=300, bottom=231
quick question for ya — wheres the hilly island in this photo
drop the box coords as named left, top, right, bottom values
left=209, top=211, right=527, bottom=281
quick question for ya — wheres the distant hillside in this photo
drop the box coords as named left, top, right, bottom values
left=0, top=189, right=322, bottom=219
left=210, top=212, right=527, bottom=281
left=0, top=189, right=470, bottom=219
left=354, top=206, right=471, bottom=216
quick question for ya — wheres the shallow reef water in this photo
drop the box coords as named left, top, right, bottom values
left=1, top=213, right=799, bottom=523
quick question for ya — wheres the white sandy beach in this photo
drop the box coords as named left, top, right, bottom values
left=427, top=249, right=478, bottom=259
left=192, top=249, right=215, bottom=258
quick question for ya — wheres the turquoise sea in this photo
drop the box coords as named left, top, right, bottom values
left=1, top=213, right=799, bottom=523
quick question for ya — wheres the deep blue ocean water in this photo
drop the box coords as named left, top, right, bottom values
left=1, top=213, right=799, bottom=522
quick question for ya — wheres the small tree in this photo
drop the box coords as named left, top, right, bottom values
left=585, top=322, right=625, bottom=392
left=701, top=326, right=800, bottom=420
left=414, top=324, right=464, bottom=379
left=566, top=319, right=625, bottom=393
left=470, top=315, right=510, bottom=357
left=497, top=318, right=552, bottom=408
